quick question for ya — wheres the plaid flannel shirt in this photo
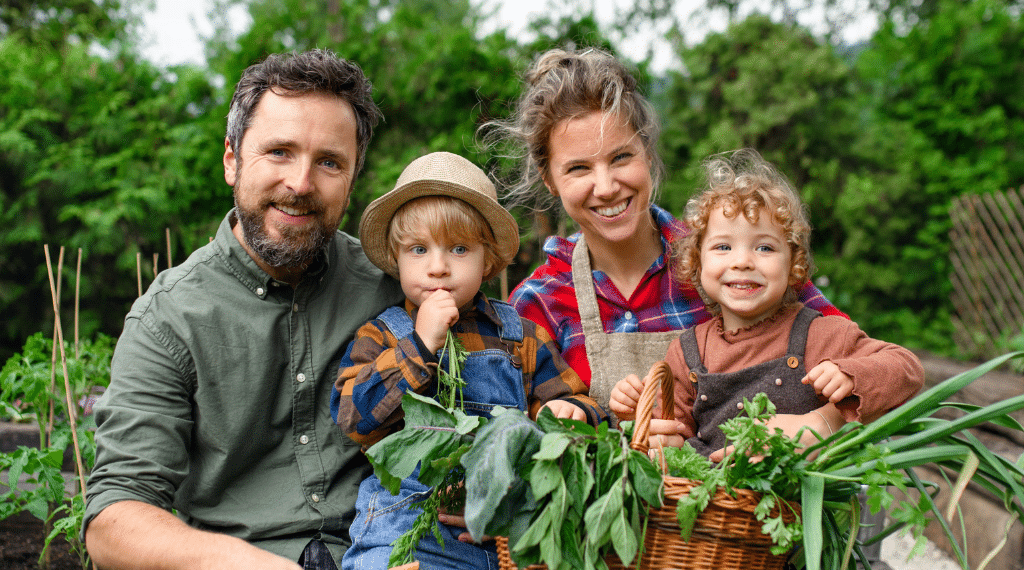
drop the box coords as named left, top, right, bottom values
left=333, top=294, right=607, bottom=447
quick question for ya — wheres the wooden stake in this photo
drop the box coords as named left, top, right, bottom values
left=153, top=253, right=159, bottom=279
left=137, top=252, right=143, bottom=297
left=46, top=246, right=65, bottom=447
left=75, top=248, right=81, bottom=359
left=43, top=245, right=88, bottom=498
left=166, top=227, right=173, bottom=269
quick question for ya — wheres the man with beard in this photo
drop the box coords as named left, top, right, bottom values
left=82, top=49, right=404, bottom=570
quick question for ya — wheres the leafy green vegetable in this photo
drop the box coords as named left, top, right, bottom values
left=464, top=409, right=662, bottom=570
left=364, top=331, right=476, bottom=567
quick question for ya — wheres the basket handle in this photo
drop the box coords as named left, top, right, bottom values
left=628, top=360, right=675, bottom=454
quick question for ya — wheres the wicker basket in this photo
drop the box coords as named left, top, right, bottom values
left=498, top=361, right=800, bottom=570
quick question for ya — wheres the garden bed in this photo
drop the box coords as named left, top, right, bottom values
left=0, top=510, right=80, bottom=570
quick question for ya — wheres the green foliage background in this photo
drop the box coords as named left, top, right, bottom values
left=2, top=0, right=1023, bottom=363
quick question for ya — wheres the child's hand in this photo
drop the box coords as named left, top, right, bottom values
left=803, top=360, right=855, bottom=403
left=541, top=400, right=587, bottom=422
left=609, top=374, right=644, bottom=421
left=415, top=289, right=460, bottom=353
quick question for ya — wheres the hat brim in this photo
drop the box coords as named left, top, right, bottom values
left=359, top=179, right=520, bottom=280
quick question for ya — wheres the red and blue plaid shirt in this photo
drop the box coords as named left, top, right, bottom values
left=509, top=205, right=845, bottom=387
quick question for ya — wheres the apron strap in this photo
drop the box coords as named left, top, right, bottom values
left=571, top=235, right=605, bottom=339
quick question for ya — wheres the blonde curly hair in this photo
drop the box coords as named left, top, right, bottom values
left=675, top=149, right=814, bottom=313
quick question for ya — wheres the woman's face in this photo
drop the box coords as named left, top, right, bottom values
left=544, top=111, right=654, bottom=249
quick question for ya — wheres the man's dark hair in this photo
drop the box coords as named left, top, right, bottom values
left=226, top=49, right=382, bottom=176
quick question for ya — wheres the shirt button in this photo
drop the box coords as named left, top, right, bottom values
left=297, top=373, right=306, bottom=383
left=311, top=493, right=320, bottom=503
left=256, top=287, right=265, bottom=296
left=737, top=402, right=744, bottom=410
left=624, top=311, right=633, bottom=320
left=700, top=394, right=707, bottom=401
left=300, top=435, right=309, bottom=444
left=775, top=378, right=783, bottom=386
left=293, top=303, right=299, bottom=312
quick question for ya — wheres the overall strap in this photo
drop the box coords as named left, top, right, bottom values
left=786, top=306, right=822, bottom=364
left=679, top=327, right=708, bottom=375
left=377, top=306, right=415, bottom=339
left=489, top=299, right=524, bottom=343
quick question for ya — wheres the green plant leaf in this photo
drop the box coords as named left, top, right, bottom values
left=462, top=407, right=544, bottom=541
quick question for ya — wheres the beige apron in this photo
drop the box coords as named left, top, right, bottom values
left=572, top=235, right=681, bottom=423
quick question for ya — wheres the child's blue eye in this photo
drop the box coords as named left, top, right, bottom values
left=411, top=245, right=427, bottom=255
left=452, top=245, right=468, bottom=255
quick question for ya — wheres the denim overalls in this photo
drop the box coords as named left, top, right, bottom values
left=342, top=301, right=528, bottom=570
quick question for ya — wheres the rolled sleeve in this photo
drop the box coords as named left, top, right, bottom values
left=84, top=313, right=193, bottom=533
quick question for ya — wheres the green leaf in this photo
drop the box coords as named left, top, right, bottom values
left=530, top=460, right=563, bottom=500
left=462, top=406, right=544, bottom=541
left=627, top=450, right=664, bottom=507
left=534, top=432, right=572, bottom=460
left=610, top=495, right=639, bottom=566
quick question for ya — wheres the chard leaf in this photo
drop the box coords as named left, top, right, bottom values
left=365, top=423, right=462, bottom=493
left=462, top=407, right=543, bottom=541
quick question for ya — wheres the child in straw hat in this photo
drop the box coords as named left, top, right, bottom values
left=332, top=151, right=607, bottom=570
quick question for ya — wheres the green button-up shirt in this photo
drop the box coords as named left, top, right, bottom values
left=84, top=210, right=404, bottom=564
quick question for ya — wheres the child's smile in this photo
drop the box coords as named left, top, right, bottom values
left=699, top=207, right=793, bottom=332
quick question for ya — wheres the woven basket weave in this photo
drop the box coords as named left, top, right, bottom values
left=497, top=361, right=799, bottom=570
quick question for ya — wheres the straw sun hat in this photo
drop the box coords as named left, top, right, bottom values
left=359, top=152, right=520, bottom=280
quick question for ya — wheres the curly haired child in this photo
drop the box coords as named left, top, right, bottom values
left=610, top=149, right=924, bottom=459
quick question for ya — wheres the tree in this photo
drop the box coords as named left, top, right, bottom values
left=830, top=0, right=1024, bottom=350
left=658, top=15, right=857, bottom=256
left=0, top=2, right=221, bottom=361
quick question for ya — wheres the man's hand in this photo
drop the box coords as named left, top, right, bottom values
left=415, top=290, right=459, bottom=353
left=609, top=374, right=644, bottom=421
